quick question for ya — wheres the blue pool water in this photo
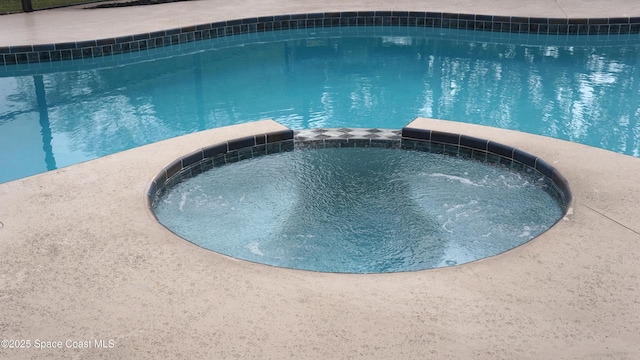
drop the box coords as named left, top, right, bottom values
left=153, top=147, right=564, bottom=273
left=1, top=26, right=639, bottom=183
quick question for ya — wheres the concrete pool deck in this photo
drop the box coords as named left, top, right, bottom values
left=3, top=0, right=640, bottom=47
left=1, top=118, right=639, bottom=359
left=1, top=0, right=640, bottom=359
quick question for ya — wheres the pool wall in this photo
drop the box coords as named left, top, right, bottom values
left=3, top=11, right=640, bottom=66
left=149, top=120, right=572, bottom=216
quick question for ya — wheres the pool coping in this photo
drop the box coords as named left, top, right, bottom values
left=3, top=10, right=640, bottom=66
left=1, top=118, right=638, bottom=358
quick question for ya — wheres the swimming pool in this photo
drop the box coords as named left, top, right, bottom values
left=1, top=24, right=639, bottom=183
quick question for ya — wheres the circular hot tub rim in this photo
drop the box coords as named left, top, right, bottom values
left=146, top=121, right=572, bottom=217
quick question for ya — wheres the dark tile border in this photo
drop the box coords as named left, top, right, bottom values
left=148, top=125, right=571, bottom=217
left=3, top=11, right=640, bottom=66
left=294, top=138, right=402, bottom=150
left=146, top=129, right=294, bottom=210
left=401, top=126, right=572, bottom=209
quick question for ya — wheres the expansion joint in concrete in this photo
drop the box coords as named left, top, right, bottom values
left=583, top=204, right=640, bottom=237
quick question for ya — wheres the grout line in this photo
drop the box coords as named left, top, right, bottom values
left=583, top=204, right=640, bottom=236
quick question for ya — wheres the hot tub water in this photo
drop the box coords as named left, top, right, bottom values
left=153, top=146, right=564, bottom=273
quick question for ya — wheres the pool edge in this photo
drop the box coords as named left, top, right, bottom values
left=1, top=117, right=639, bottom=357
left=3, top=10, right=640, bottom=67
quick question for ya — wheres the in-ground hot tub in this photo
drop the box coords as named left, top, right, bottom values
left=148, top=121, right=571, bottom=273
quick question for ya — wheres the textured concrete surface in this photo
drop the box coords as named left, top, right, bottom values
left=2, top=0, right=640, bottom=46
left=1, top=0, right=640, bottom=359
left=0, top=118, right=639, bottom=359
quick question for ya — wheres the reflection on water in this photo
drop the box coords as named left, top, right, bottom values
left=152, top=147, right=564, bottom=273
left=274, top=147, right=445, bottom=272
left=34, top=75, right=56, bottom=171
left=1, top=27, right=639, bottom=183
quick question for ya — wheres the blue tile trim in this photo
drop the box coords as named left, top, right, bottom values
left=488, top=141, right=514, bottom=158
left=460, top=135, right=488, bottom=151
left=254, top=134, right=267, bottom=145
left=181, top=149, right=204, bottom=168
left=4, top=11, right=640, bottom=66
left=148, top=129, right=295, bottom=208
left=150, top=127, right=401, bottom=207
left=227, top=136, right=256, bottom=151
left=535, top=158, right=554, bottom=178
left=430, top=131, right=460, bottom=145
left=164, top=159, right=183, bottom=179
left=401, top=127, right=431, bottom=141
left=266, top=129, right=294, bottom=143
left=202, top=143, right=227, bottom=159
left=513, top=148, right=537, bottom=168
left=401, top=126, right=572, bottom=210
left=148, top=125, right=571, bottom=214
left=552, top=168, right=572, bottom=205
